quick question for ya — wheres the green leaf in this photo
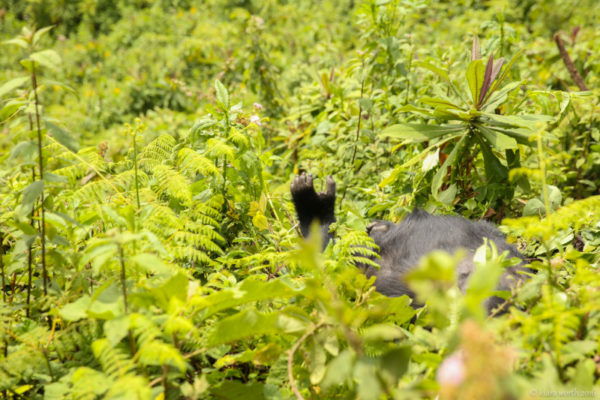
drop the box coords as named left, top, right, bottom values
left=32, top=26, right=54, bottom=46
left=59, top=295, right=91, bottom=321
left=482, top=125, right=533, bottom=146
left=190, top=118, right=217, bottom=136
left=484, top=113, right=553, bottom=131
left=9, top=141, right=37, bottom=160
left=42, top=79, right=79, bottom=97
left=360, top=324, right=405, bottom=342
left=22, top=180, right=44, bottom=208
left=104, top=316, right=130, bottom=346
left=193, top=277, right=303, bottom=320
left=0, top=99, right=26, bottom=121
left=391, top=134, right=462, bottom=172
left=88, top=283, right=121, bottom=319
left=2, top=38, right=28, bottom=48
left=414, top=60, right=468, bottom=105
left=252, top=211, right=269, bottom=231
left=478, top=124, right=518, bottom=151
left=148, top=273, right=189, bottom=308
left=466, top=59, right=484, bottom=107
left=478, top=136, right=508, bottom=183
left=215, top=79, right=229, bottom=110
left=487, top=48, right=524, bottom=96
left=396, top=104, right=434, bottom=117
left=547, top=185, right=562, bottom=210
left=131, top=253, right=173, bottom=275
left=206, top=309, right=306, bottom=347
left=523, top=198, right=545, bottom=217
left=482, top=81, right=520, bottom=111
left=0, top=76, right=29, bottom=98
left=210, top=381, right=266, bottom=400
left=419, top=96, right=462, bottom=110
left=437, top=183, right=457, bottom=206
left=321, top=349, right=356, bottom=389
left=421, top=149, right=439, bottom=172
left=353, top=357, right=382, bottom=400
left=381, top=123, right=464, bottom=143
left=431, top=135, right=467, bottom=198
left=46, top=121, right=80, bottom=152
left=29, top=49, right=62, bottom=70
left=379, top=347, right=411, bottom=386
left=309, top=340, right=327, bottom=384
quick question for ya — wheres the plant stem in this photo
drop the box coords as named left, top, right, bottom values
left=537, top=129, right=550, bottom=217
left=350, top=66, right=366, bottom=167
left=161, top=365, right=169, bottom=397
left=26, top=166, right=36, bottom=317
left=0, top=233, right=5, bottom=303
left=222, top=109, right=230, bottom=202
left=132, top=130, right=141, bottom=212
left=118, top=244, right=128, bottom=313
left=288, top=322, right=323, bottom=400
left=30, top=61, right=48, bottom=296
left=340, top=62, right=367, bottom=209
left=553, top=32, right=589, bottom=91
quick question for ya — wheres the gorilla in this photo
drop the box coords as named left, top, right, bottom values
left=290, top=174, right=530, bottom=314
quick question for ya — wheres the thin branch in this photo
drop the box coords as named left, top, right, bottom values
left=30, top=61, right=48, bottom=296
left=288, top=323, right=324, bottom=400
left=0, top=233, right=5, bottom=303
left=553, top=32, right=589, bottom=91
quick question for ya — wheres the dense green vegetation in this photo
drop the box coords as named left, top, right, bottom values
left=0, top=0, right=599, bottom=398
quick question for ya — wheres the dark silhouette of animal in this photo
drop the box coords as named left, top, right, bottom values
left=290, top=174, right=529, bottom=314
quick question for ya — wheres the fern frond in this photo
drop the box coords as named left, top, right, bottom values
left=137, top=340, right=187, bottom=372
left=229, top=128, right=249, bottom=147
left=69, top=367, right=111, bottom=400
left=335, top=230, right=380, bottom=268
left=172, top=230, right=224, bottom=254
left=113, top=169, right=148, bottom=191
left=153, top=164, right=192, bottom=205
left=177, top=147, right=219, bottom=177
left=91, top=338, right=136, bottom=379
left=139, top=134, right=176, bottom=172
left=224, top=250, right=291, bottom=272
left=169, top=245, right=218, bottom=266
left=104, top=375, right=151, bottom=399
left=206, top=138, right=235, bottom=159
left=52, top=147, right=106, bottom=181
left=74, top=179, right=115, bottom=203
left=143, top=204, right=179, bottom=231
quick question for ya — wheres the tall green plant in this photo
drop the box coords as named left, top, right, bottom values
left=1, top=26, right=68, bottom=304
left=381, top=38, right=551, bottom=206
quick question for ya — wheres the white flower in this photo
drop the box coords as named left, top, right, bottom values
left=250, top=115, right=261, bottom=126
left=437, top=352, right=465, bottom=386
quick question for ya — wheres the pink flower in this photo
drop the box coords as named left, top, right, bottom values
left=437, top=352, right=465, bottom=386
left=253, top=102, right=263, bottom=110
left=250, top=115, right=261, bottom=126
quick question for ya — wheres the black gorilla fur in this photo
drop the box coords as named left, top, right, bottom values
left=290, top=174, right=529, bottom=314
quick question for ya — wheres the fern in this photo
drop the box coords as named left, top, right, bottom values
left=335, top=230, right=380, bottom=269
left=206, top=137, right=235, bottom=159
left=153, top=164, right=193, bottom=205
left=130, top=313, right=187, bottom=372
left=177, top=147, right=220, bottom=178
left=169, top=245, right=217, bottom=266
left=139, top=133, right=176, bottom=172
left=51, top=146, right=106, bottom=182
left=92, top=338, right=136, bottom=379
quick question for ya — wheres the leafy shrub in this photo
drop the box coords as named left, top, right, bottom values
left=0, top=1, right=599, bottom=399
